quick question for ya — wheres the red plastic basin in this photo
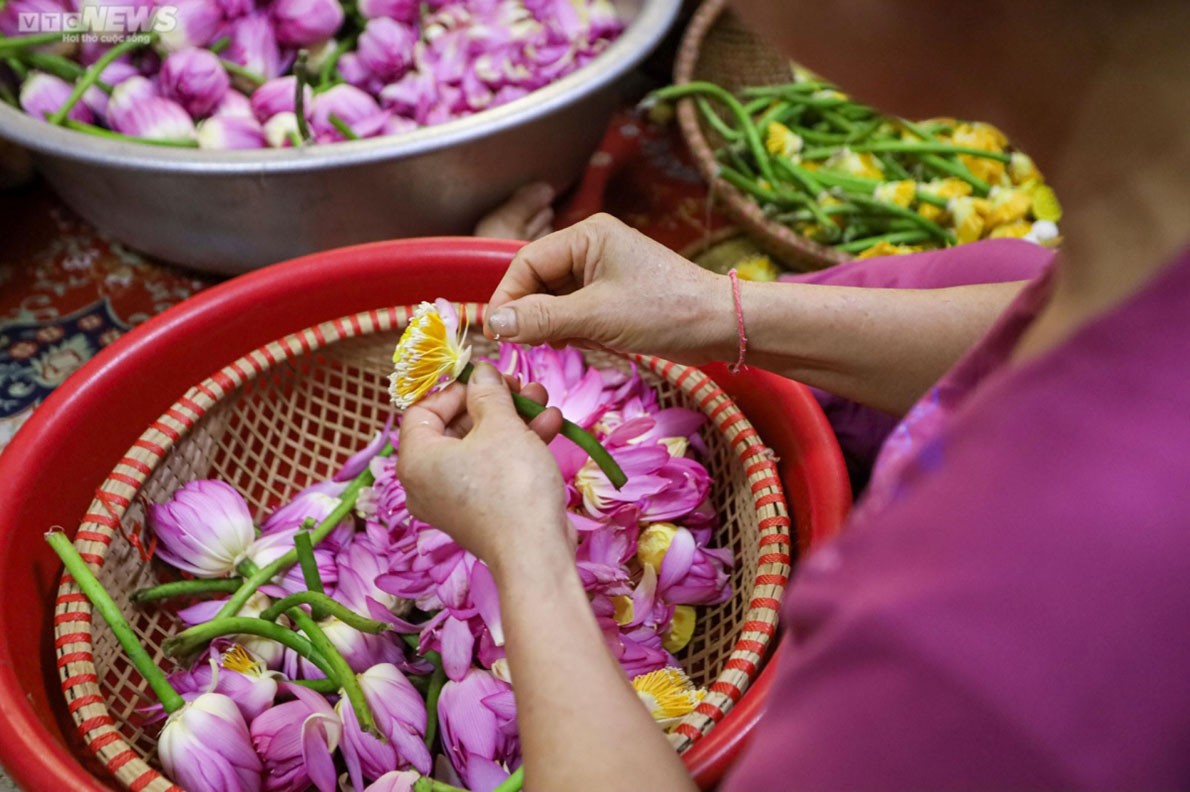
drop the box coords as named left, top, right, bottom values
left=0, top=238, right=850, bottom=791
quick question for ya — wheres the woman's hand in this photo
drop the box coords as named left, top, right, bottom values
left=485, top=213, right=738, bottom=365
left=397, top=363, right=570, bottom=574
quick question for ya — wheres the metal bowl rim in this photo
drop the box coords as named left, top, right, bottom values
left=0, top=0, right=678, bottom=175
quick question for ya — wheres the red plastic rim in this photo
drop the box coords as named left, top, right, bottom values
left=0, top=237, right=850, bottom=790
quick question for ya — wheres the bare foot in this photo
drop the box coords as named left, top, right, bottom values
left=474, top=182, right=555, bottom=241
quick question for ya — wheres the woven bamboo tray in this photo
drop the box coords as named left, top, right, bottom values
left=52, top=303, right=793, bottom=791
left=673, top=0, right=852, bottom=271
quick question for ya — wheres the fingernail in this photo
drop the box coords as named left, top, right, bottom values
left=472, top=362, right=501, bottom=385
left=488, top=308, right=518, bottom=338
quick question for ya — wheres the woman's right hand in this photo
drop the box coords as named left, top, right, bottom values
left=484, top=213, right=738, bottom=365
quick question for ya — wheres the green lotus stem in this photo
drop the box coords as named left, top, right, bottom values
left=294, top=50, right=312, bottom=143
left=45, top=531, right=185, bottom=714
left=695, top=96, right=741, bottom=142
left=294, top=528, right=325, bottom=597
left=492, top=766, right=525, bottom=792
left=17, top=51, right=109, bottom=91
left=318, top=37, right=353, bottom=87
left=0, top=30, right=82, bottom=52
left=132, top=577, right=244, bottom=603
left=219, top=58, right=265, bottom=87
left=847, top=194, right=956, bottom=245
left=836, top=230, right=934, bottom=253
left=896, top=119, right=991, bottom=196
left=457, top=364, right=628, bottom=489
left=290, top=677, right=341, bottom=694
left=648, top=81, right=778, bottom=187
left=287, top=129, right=303, bottom=148
left=259, top=591, right=388, bottom=633
left=286, top=606, right=378, bottom=736
left=328, top=112, right=358, bottom=140
left=804, top=139, right=1012, bottom=164
left=412, top=778, right=470, bottom=792
left=209, top=36, right=230, bottom=54
left=4, top=56, right=28, bottom=80
left=63, top=119, right=199, bottom=147
left=422, top=650, right=446, bottom=750
left=207, top=449, right=388, bottom=626
left=48, top=33, right=153, bottom=125
left=164, top=616, right=337, bottom=678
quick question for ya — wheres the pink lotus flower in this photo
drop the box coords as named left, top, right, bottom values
left=357, top=0, right=417, bottom=22
left=0, top=0, right=67, bottom=37
left=658, top=526, right=732, bottom=606
left=335, top=418, right=394, bottom=482
left=80, top=61, right=140, bottom=119
left=197, top=115, right=268, bottom=149
left=109, top=96, right=198, bottom=141
left=211, top=89, right=255, bottom=118
left=159, top=48, right=229, bottom=117
left=226, top=13, right=283, bottom=83
left=251, top=682, right=341, bottom=792
left=148, top=480, right=254, bottom=577
left=158, top=692, right=263, bottom=792
left=19, top=72, right=93, bottom=123
left=363, top=771, right=421, bottom=792
left=179, top=593, right=286, bottom=669
left=282, top=616, right=403, bottom=680
left=247, top=529, right=340, bottom=599
left=310, top=84, right=389, bottom=142
left=338, top=663, right=431, bottom=788
left=575, top=444, right=710, bottom=522
left=156, top=0, right=223, bottom=53
left=163, top=641, right=279, bottom=723
left=438, top=669, right=521, bottom=792
left=263, top=111, right=300, bottom=147
left=270, top=0, right=344, bottom=47
left=251, top=76, right=313, bottom=123
left=379, top=69, right=438, bottom=125
left=357, top=17, right=417, bottom=82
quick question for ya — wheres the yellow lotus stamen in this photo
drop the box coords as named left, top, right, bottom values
left=764, top=121, right=803, bottom=159
left=662, top=606, right=697, bottom=653
left=389, top=300, right=472, bottom=411
left=637, top=522, right=679, bottom=574
left=873, top=179, right=917, bottom=209
left=856, top=240, right=923, bottom=259
left=221, top=643, right=264, bottom=675
left=632, top=666, right=704, bottom=728
left=612, top=595, right=635, bottom=626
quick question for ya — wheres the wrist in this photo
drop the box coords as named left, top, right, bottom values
left=486, top=510, right=574, bottom=584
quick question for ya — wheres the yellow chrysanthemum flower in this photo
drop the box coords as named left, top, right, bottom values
left=918, top=178, right=974, bottom=222
left=632, top=666, right=705, bottom=729
left=662, top=606, right=697, bottom=653
left=733, top=254, right=781, bottom=282
left=637, top=522, right=679, bottom=573
left=765, top=121, right=803, bottom=159
left=389, top=299, right=471, bottom=411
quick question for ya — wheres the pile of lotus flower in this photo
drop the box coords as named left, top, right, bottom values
left=48, top=339, right=731, bottom=792
left=0, top=0, right=625, bottom=147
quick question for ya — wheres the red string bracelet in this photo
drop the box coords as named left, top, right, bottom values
left=727, top=268, right=748, bottom=372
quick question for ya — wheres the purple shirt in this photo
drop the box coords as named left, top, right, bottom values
left=724, top=247, right=1190, bottom=789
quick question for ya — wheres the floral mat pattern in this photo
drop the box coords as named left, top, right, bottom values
left=0, top=108, right=731, bottom=453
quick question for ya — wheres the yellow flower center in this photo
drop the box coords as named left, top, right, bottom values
left=637, top=522, right=679, bottom=573
left=389, top=301, right=471, bottom=410
left=662, top=605, right=697, bottom=653
left=221, top=643, right=263, bottom=676
left=632, top=666, right=704, bottom=726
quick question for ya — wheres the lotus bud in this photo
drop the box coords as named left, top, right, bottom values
left=251, top=75, right=312, bottom=123
left=263, top=111, right=300, bottom=147
left=158, top=693, right=263, bottom=792
left=357, top=17, right=416, bottom=82
left=197, top=114, right=267, bottom=149
left=310, top=83, right=388, bottom=141
left=156, top=0, right=223, bottom=53
left=270, top=0, right=344, bottom=48
left=337, top=664, right=431, bottom=789
left=103, top=74, right=157, bottom=130
left=216, top=0, right=253, bottom=20
left=147, top=480, right=253, bottom=577
left=226, top=12, right=283, bottom=83
left=19, top=72, right=93, bottom=123
left=334, top=52, right=376, bottom=92
left=357, top=0, right=417, bottom=22
left=159, top=48, right=229, bottom=117
left=211, top=88, right=255, bottom=118
left=110, top=96, right=197, bottom=140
